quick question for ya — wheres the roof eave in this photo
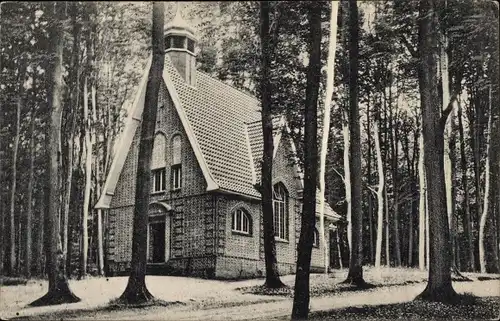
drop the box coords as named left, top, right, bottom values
left=162, top=67, right=220, bottom=193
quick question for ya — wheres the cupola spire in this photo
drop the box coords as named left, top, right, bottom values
left=164, top=3, right=197, bottom=86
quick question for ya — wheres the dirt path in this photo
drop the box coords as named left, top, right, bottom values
left=132, top=280, right=500, bottom=321
left=8, top=279, right=496, bottom=321
left=2, top=271, right=498, bottom=321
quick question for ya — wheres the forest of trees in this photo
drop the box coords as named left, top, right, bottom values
left=0, top=0, right=499, bottom=317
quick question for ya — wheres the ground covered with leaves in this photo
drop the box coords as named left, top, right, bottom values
left=302, top=296, right=500, bottom=320
left=238, top=267, right=433, bottom=297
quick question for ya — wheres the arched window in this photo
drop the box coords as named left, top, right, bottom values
left=151, top=134, right=166, bottom=192
left=273, top=183, right=288, bottom=240
left=313, top=228, right=319, bottom=248
left=231, top=208, right=252, bottom=235
left=171, top=135, right=182, bottom=190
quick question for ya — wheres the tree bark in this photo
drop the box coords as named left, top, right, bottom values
left=118, top=2, right=164, bottom=304
left=259, top=1, right=285, bottom=289
left=9, top=60, right=26, bottom=276
left=385, top=186, right=390, bottom=266
left=343, top=115, right=352, bottom=251
left=457, top=100, right=474, bottom=271
left=80, top=77, right=91, bottom=279
left=25, top=70, right=37, bottom=278
left=415, top=0, right=457, bottom=302
left=292, top=2, right=322, bottom=318
left=343, top=0, right=367, bottom=287
left=479, top=85, right=496, bottom=273
left=374, top=120, right=385, bottom=269
left=469, top=89, right=482, bottom=272
left=318, top=0, right=339, bottom=274
left=367, top=96, right=374, bottom=265
left=92, top=82, right=104, bottom=276
left=30, top=4, right=80, bottom=305
left=389, top=83, right=401, bottom=267
left=62, top=6, right=80, bottom=267
left=418, top=132, right=427, bottom=271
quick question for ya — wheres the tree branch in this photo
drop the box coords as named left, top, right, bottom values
left=332, top=167, right=345, bottom=182
left=439, top=89, right=460, bottom=130
left=400, top=34, right=417, bottom=58
left=366, top=185, right=377, bottom=194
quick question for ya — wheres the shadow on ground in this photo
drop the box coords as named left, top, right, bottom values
left=273, top=295, right=499, bottom=321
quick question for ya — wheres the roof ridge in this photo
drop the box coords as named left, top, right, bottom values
left=196, top=69, right=260, bottom=105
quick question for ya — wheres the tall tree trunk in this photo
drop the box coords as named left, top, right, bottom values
left=389, top=84, right=401, bottom=267
left=457, top=100, right=474, bottom=271
left=259, top=1, right=284, bottom=289
left=80, top=77, right=91, bottom=279
left=291, top=2, right=322, bottom=318
left=92, top=83, right=104, bottom=276
left=374, top=120, right=385, bottom=268
left=30, top=4, right=80, bottom=305
left=367, top=97, right=374, bottom=265
left=62, top=6, right=80, bottom=266
left=385, top=187, right=390, bottom=266
left=318, top=0, right=339, bottom=274
left=415, top=0, right=457, bottom=302
left=336, top=228, right=343, bottom=269
left=33, top=187, right=45, bottom=277
left=118, top=2, right=164, bottom=304
left=470, top=90, right=482, bottom=272
left=343, top=115, right=352, bottom=250
left=25, top=71, right=37, bottom=278
left=441, top=34, right=458, bottom=273
left=479, top=85, right=496, bottom=273
left=418, top=132, right=427, bottom=271
left=343, top=0, right=366, bottom=287
left=9, top=60, right=26, bottom=276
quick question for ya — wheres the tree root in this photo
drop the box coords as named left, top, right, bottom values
left=29, top=289, right=81, bottom=307
left=415, top=284, right=463, bottom=303
left=340, top=277, right=376, bottom=289
left=451, top=265, right=473, bottom=282
left=263, top=278, right=287, bottom=289
left=114, top=285, right=156, bottom=307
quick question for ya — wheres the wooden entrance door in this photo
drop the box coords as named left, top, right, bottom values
left=149, top=221, right=166, bottom=263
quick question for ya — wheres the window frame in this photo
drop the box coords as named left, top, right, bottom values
left=272, top=183, right=288, bottom=241
left=231, top=208, right=251, bottom=236
left=171, top=164, right=182, bottom=191
left=152, top=167, right=166, bottom=193
left=170, top=135, right=182, bottom=191
left=313, top=228, right=319, bottom=248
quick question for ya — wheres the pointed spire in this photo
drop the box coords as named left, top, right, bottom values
left=164, top=2, right=196, bottom=38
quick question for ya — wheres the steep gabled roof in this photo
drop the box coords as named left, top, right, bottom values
left=95, top=55, right=341, bottom=221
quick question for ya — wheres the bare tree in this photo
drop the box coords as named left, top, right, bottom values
left=418, top=131, right=427, bottom=271
left=415, top=0, right=458, bottom=302
left=343, top=0, right=368, bottom=287
left=318, top=0, right=339, bottom=274
left=117, top=1, right=165, bottom=304
left=374, top=120, right=385, bottom=268
left=259, top=0, right=285, bottom=289
left=30, top=2, right=80, bottom=305
left=291, top=1, right=322, bottom=319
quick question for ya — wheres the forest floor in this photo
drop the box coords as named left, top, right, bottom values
left=1, top=267, right=499, bottom=320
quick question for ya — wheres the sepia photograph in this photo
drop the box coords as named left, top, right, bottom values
left=0, top=1, right=499, bottom=320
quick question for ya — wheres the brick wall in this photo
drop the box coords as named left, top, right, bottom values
left=107, top=83, right=211, bottom=271
left=214, top=135, right=331, bottom=278
left=106, top=82, right=330, bottom=278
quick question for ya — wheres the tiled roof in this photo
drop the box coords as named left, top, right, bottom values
left=165, top=58, right=261, bottom=197
left=165, top=58, right=340, bottom=220
left=246, top=117, right=283, bottom=185
left=96, top=55, right=341, bottom=221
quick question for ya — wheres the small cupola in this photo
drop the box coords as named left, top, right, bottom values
left=164, top=5, right=197, bottom=86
